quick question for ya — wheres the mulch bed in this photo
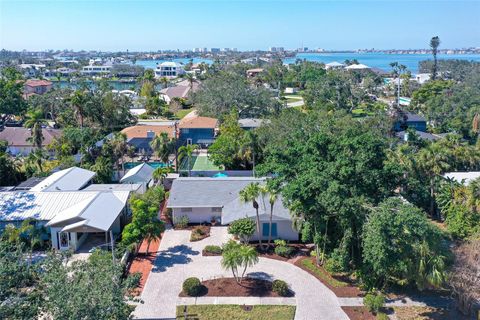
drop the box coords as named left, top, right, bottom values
left=190, top=225, right=211, bottom=242
left=341, top=306, right=377, bottom=320
left=179, top=277, right=294, bottom=298
left=253, top=243, right=312, bottom=262
left=294, top=257, right=363, bottom=298
left=201, top=250, right=222, bottom=256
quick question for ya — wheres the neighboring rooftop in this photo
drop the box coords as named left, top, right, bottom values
left=167, top=177, right=265, bottom=208
left=179, top=115, right=218, bottom=129
left=14, top=177, right=46, bottom=191
left=443, top=172, right=480, bottom=185
left=83, top=184, right=142, bottom=192
left=395, top=130, right=442, bottom=142
left=0, top=127, right=62, bottom=147
left=238, top=118, right=265, bottom=129
left=120, top=163, right=154, bottom=184
left=121, top=124, right=175, bottom=140
left=24, top=79, right=53, bottom=87
left=30, top=167, right=96, bottom=192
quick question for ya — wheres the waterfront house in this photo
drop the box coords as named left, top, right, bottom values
left=345, top=63, right=370, bottom=70
left=0, top=127, right=62, bottom=156
left=178, top=114, right=218, bottom=147
left=24, top=79, right=52, bottom=95
left=155, top=61, right=185, bottom=78
left=325, top=61, right=345, bottom=70
left=167, top=177, right=299, bottom=241
left=81, top=65, right=112, bottom=75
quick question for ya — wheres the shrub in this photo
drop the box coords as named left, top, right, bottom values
left=364, top=293, right=385, bottom=314
left=274, top=245, right=294, bottom=258
left=272, top=279, right=290, bottom=296
left=182, top=277, right=202, bottom=296
left=274, top=239, right=287, bottom=247
left=175, top=215, right=189, bottom=228
left=124, top=272, right=142, bottom=290
left=204, top=245, right=222, bottom=255
left=228, top=218, right=256, bottom=243
left=190, top=226, right=209, bottom=241
left=376, top=312, right=389, bottom=320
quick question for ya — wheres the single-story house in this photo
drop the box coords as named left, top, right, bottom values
left=159, top=80, right=199, bottom=104
left=238, top=118, right=265, bottom=130
left=0, top=127, right=62, bottom=156
left=325, top=61, right=345, bottom=70
left=395, top=130, right=442, bottom=142
left=0, top=167, right=135, bottom=251
left=179, top=114, right=218, bottom=147
left=167, top=177, right=299, bottom=241
left=120, top=163, right=154, bottom=192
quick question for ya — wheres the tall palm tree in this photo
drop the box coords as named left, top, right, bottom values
left=24, top=109, right=46, bottom=149
left=110, top=133, right=128, bottom=179
left=430, top=36, right=441, bottom=80
left=239, top=182, right=262, bottom=245
left=71, top=90, right=86, bottom=128
left=160, top=77, right=169, bottom=89
left=150, top=132, right=173, bottom=163
left=178, top=144, right=198, bottom=176
left=185, top=73, right=195, bottom=91
left=419, top=143, right=450, bottom=218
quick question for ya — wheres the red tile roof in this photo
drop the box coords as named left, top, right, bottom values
left=24, top=79, right=52, bottom=87
left=179, top=116, right=218, bottom=129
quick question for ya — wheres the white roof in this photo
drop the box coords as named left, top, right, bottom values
left=30, top=167, right=96, bottom=192
left=221, top=195, right=291, bottom=224
left=83, top=184, right=142, bottom=192
left=443, top=172, right=480, bottom=185
left=120, top=163, right=154, bottom=184
left=158, top=61, right=182, bottom=67
left=345, top=63, right=370, bottom=70
left=48, top=192, right=129, bottom=232
left=325, top=61, right=345, bottom=67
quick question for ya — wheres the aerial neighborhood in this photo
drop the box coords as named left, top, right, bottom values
left=1, top=22, right=480, bottom=320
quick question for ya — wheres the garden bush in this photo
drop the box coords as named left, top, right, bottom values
left=364, top=293, right=385, bottom=314
left=175, top=215, right=189, bottom=228
left=274, top=245, right=294, bottom=258
left=272, top=279, right=290, bottom=296
left=228, top=218, right=256, bottom=243
left=203, top=245, right=222, bottom=255
left=376, top=312, right=389, bottom=320
left=182, top=277, right=203, bottom=296
left=124, top=272, right=142, bottom=290
left=190, top=226, right=210, bottom=241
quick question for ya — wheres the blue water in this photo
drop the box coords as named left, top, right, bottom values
left=284, top=53, right=480, bottom=73
left=135, top=58, right=213, bottom=69
left=124, top=162, right=171, bottom=170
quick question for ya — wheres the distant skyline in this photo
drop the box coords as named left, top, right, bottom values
left=1, top=0, right=479, bottom=51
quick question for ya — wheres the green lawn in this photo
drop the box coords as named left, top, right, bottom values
left=176, top=108, right=194, bottom=119
left=176, top=305, right=296, bottom=320
left=180, top=155, right=223, bottom=171
left=301, top=259, right=348, bottom=288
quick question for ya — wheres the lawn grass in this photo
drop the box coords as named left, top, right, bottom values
left=176, top=108, right=194, bottom=119
left=301, top=258, right=348, bottom=288
left=191, top=155, right=222, bottom=171
left=176, top=305, right=296, bottom=320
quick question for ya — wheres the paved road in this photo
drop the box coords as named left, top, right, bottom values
left=133, top=227, right=348, bottom=320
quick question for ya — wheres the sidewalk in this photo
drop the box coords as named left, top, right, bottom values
left=177, top=296, right=296, bottom=306
left=338, top=297, right=452, bottom=308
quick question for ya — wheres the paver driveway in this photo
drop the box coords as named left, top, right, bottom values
left=133, top=227, right=348, bottom=320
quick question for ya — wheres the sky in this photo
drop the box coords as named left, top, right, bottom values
left=0, top=0, right=479, bottom=51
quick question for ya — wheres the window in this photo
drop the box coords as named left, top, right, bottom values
left=211, top=207, right=222, bottom=213
left=181, top=208, right=192, bottom=213
left=262, top=223, right=277, bottom=237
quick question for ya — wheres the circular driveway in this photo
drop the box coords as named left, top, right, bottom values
left=133, top=227, right=348, bottom=320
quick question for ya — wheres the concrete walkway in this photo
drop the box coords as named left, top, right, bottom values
left=133, top=227, right=349, bottom=320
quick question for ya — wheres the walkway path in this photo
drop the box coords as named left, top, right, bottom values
left=133, top=227, right=349, bottom=320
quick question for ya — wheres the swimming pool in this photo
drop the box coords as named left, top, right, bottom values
left=124, top=162, right=171, bottom=170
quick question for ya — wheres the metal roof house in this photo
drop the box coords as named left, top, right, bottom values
left=120, top=163, right=154, bottom=192
left=443, top=172, right=480, bottom=185
left=167, top=177, right=298, bottom=241
left=0, top=167, right=135, bottom=252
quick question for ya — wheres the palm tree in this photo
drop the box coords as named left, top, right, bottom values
left=71, top=90, right=86, bottom=128
left=185, top=73, right=195, bottom=91
left=160, top=77, right=169, bottom=89
left=430, top=36, right=441, bottom=80
left=239, top=182, right=262, bottom=245
left=221, top=241, right=258, bottom=284
left=150, top=132, right=173, bottom=163
left=419, top=143, right=450, bottom=218
left=178, top=144, right=198, bottom=176
left=266, top=188, right=278, bottom=245
left=152, top=166, right=173, bottom=185
left=143, top=219, right=165, bottom=255
left=110, top=133, right=128, bottom=178
left=24, top=109, right=46, bottom=149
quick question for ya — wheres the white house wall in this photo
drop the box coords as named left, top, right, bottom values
left=172, top=207, right=221, bottom=224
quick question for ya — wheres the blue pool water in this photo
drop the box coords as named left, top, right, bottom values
left=284, top=53, right=480, bottom=73
left=124, top=162, right=171, bottom=170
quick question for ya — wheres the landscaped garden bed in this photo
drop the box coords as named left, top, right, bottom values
left=294, top=257, right=363, bottom=297
left=189, top=225, right=211, bottom=242
left=392, top=306, right=471, bottom=320
left=176, top=304, right=296, bottom=320
left=341, top=306, right=377, bottom=320
left=179, top=277, right=294, bottom=297
left=202, top=245, right=222, bottom=256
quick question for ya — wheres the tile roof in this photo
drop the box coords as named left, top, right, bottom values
left=121, top=125, right=175, bottom=139
left=24, top=79, right=52, bottom=87
left=0, top=127, right=62, bottom=147
left=179, top=116, right=218, bottom=129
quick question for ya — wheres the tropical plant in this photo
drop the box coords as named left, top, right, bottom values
left=182, top=277, right=203, bottom=296
left=272, top=279, right=290, bottom=297
left=364, top=293, right=385, bottom=314
left=227, top=218, right=256, bottom=243
left=152, top=166, right=173, bottom=185
left=24, top=109, right=46, bottom=149
left=150, top=132, right=174, bottom=163
left=178, top=144, right=198, bottom=177
left=261, top=184, right=279, bottom=245
left=430, top=36, right=441, bottom=80
left=239, top=183, right=262, bottom=245
left=221, top=240, right=258, bottom=284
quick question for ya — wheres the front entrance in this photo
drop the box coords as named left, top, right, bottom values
left=59, top=232, right=70, bottom=250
